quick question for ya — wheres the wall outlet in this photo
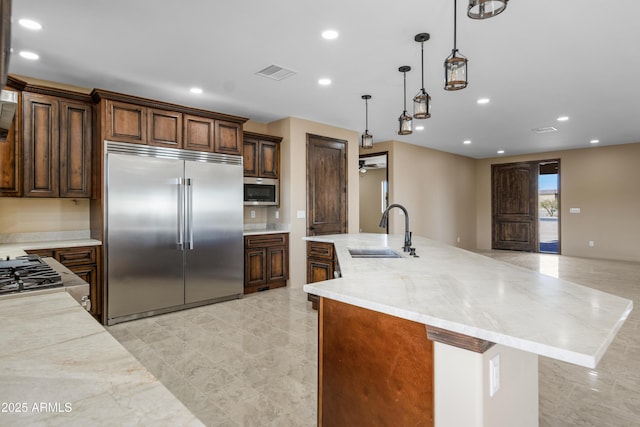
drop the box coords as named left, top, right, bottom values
left=250, top=210, right=256, bottom=219
left=489, top=354, right=500, bottom=397
left=570, top=207, right=581, bottom=214
left=589, top=241, right=595, bottom=247
left=456, top=236, right=461, bottom=243
left=275, top=211, right=279, bottom=219
left=296, top=210, right=306, bottom=219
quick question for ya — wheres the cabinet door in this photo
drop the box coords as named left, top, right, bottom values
left=148, top=109, right=182, bottom=149
left=259, top=140, right=278, bottom=179
left=243, top=138, right=258, bottom=177
left=267, top=246, right=287, bottom=282
left=307, top=258, right=334, bottom=283
left=214, top=120, right=242, bottom=156
left=0, top=116, right=21, bottom=196
left=106, top=100, right=147, bottom=144
left=22, top=92, right=59, bottom=197
left=245, top=247, right=267, bottom=287
left=183, top=114, right=214, bottom=152
left=59, top=100, right=92, bottom=197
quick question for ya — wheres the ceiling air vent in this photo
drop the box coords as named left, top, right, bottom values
left=532, top=126, right=558, bottom=134
left=256, top=64, right=297, bottom=81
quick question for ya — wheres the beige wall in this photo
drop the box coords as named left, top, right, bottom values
left=476, top=143, right=640, bottom=262
left=358, top=167, right=387, bottom=233
left=0, top=198, right=90, bottom=233
left=367, top=140, right=478, bottom=249
left=264, top=117, right=359, bottom=287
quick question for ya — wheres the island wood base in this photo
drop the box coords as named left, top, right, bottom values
left=317, top=297, right=538, bottom=427
left=318, top=297, right=434, bottom=427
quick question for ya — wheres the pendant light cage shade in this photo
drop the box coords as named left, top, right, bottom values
left=361, top=94, right=373, bottom=149
left=444, top=50, right=468, bottom=90
left=361, top=130, right=373, bottom=149
left=398, top=66, right=412, bottom=135
left=398, top=111, right=413, bottom=135
left=413, top=89, right=431, bottom=119
left=467, top=0, right=508, bottom=19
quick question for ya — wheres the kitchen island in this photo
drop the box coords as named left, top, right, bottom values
left=303, top=233, right=633, bottom=427
left=0, top=291, right=203, bottom=426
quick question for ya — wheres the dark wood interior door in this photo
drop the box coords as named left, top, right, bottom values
left=307, top=134, right=347, bottom=236
left=492, top=161, right=538, bottom=251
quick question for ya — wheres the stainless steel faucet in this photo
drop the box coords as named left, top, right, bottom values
left=379, top=203, right=412, bottom=252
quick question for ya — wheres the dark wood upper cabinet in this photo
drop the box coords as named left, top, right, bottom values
left=59, top=100, right=92, bottom=197
left=22, top=92, right=92, bottom=198
left=215, top=120, right=242, bottom=156
left=148, top=108, right=182, bottom=149
left=105, top=100, right=146, bottom=144
left=183, top=114, right=214, bottom=152
left=0, top=109, right=21, bottom=196
left=22, top=92, right=59, bottom=197
left=243, top=131, right=282, bottom=178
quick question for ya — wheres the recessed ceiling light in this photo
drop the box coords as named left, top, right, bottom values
left=318, top=78, right=331, bottom=86
left=415, top=125, right=425, bottom=131
left=590, top=139, right=600, bottom=144
left=190, top=87, right=203, bottom=94
left=19, top=19, right=42, bottom=30
left=19, top=51, right=39, bottom=60
left=321, top=29, right=339, bottom=40
left=463, top=140, right=471, bottom=144
left=557, top=116, right=569, bottom=121
left=477, top=98, right=490, bottom=104
left=497, top=150, right=505, bottom=154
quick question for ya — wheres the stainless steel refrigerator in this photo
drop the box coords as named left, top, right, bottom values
left=104, top=141, right=243, bottom=325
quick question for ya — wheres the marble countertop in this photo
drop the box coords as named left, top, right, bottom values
left=243, top=223, right=290, bottom=236
left=0, top=238, right=102, bottom=259
left=302, top=233, right=633, bottom=369
left=0, top=291, right=203, bottom=426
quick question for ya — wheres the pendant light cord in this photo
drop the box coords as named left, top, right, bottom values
left=453, top=0, right=458, bottom=52
left=403, top=71, right=407, bottom=113
left=365, top=98, right=369, bottom=131
left=420, top=42, right=425, bottom=90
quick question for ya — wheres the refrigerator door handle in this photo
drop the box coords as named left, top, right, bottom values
left=186, top=178, right=194, bottom=250
left=177, top=177, right=185, bottom=250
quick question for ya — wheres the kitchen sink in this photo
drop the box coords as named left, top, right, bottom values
left=348, top=248, right=402, bottom=258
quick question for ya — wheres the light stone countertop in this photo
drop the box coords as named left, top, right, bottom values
left=0, top=291, right=203, bottom=426
left=243, top=223, right=290, bottom=236
left=0, top=238, right=102, bottom=259
left=302, top=233, right=633, bottom=369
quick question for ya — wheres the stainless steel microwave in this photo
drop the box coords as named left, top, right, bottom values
left=243, top=177, right=278, bottom=206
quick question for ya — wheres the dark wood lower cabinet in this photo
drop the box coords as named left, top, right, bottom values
left=26, top=245, right=102, bottom=320
left=318, top=297, right=434, bottom=427
left=243, top=233, right=288, bottom=294
left=306, top=241, right=339, bottom=309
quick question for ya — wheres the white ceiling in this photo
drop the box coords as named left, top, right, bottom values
left=9, top=0, right=640, bottom=158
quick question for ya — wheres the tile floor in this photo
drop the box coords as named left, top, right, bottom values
left=107, top=251, right=640, bottom=426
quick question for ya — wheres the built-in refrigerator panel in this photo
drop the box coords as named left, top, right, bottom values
left=104, top=141, right=244, bottom=325
left=184, top=160, right=243, bottom=304
left=106, top=153, right=185, bottom=318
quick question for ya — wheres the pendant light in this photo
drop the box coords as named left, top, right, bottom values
left=413, top=33, right=431, bottom=119
left=361, top=95, right=373, bottom=149
left=467, top=0, right=508, bottom=19
left=444, top=0, right=468, bottom=91
left=398, top=66, right=412, bottom=135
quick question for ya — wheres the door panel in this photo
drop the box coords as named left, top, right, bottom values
left=107, top=154, right=184, bottom=319
left=184, top=159, right=243, bottom=303
left=492, top=162, right=538, bottom=251
left=307, top=134, right=347, bottom=236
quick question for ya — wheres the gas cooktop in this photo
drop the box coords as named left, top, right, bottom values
left=0, top=255, right=63, bottom=295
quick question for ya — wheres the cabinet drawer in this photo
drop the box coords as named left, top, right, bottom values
left=245, top=233, right=287, bottom=248
left=25, top=249, right=55, bottom=258
left=55, top=246, right=97, bottom=266
left=307, top=241, right=334, bottom=259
